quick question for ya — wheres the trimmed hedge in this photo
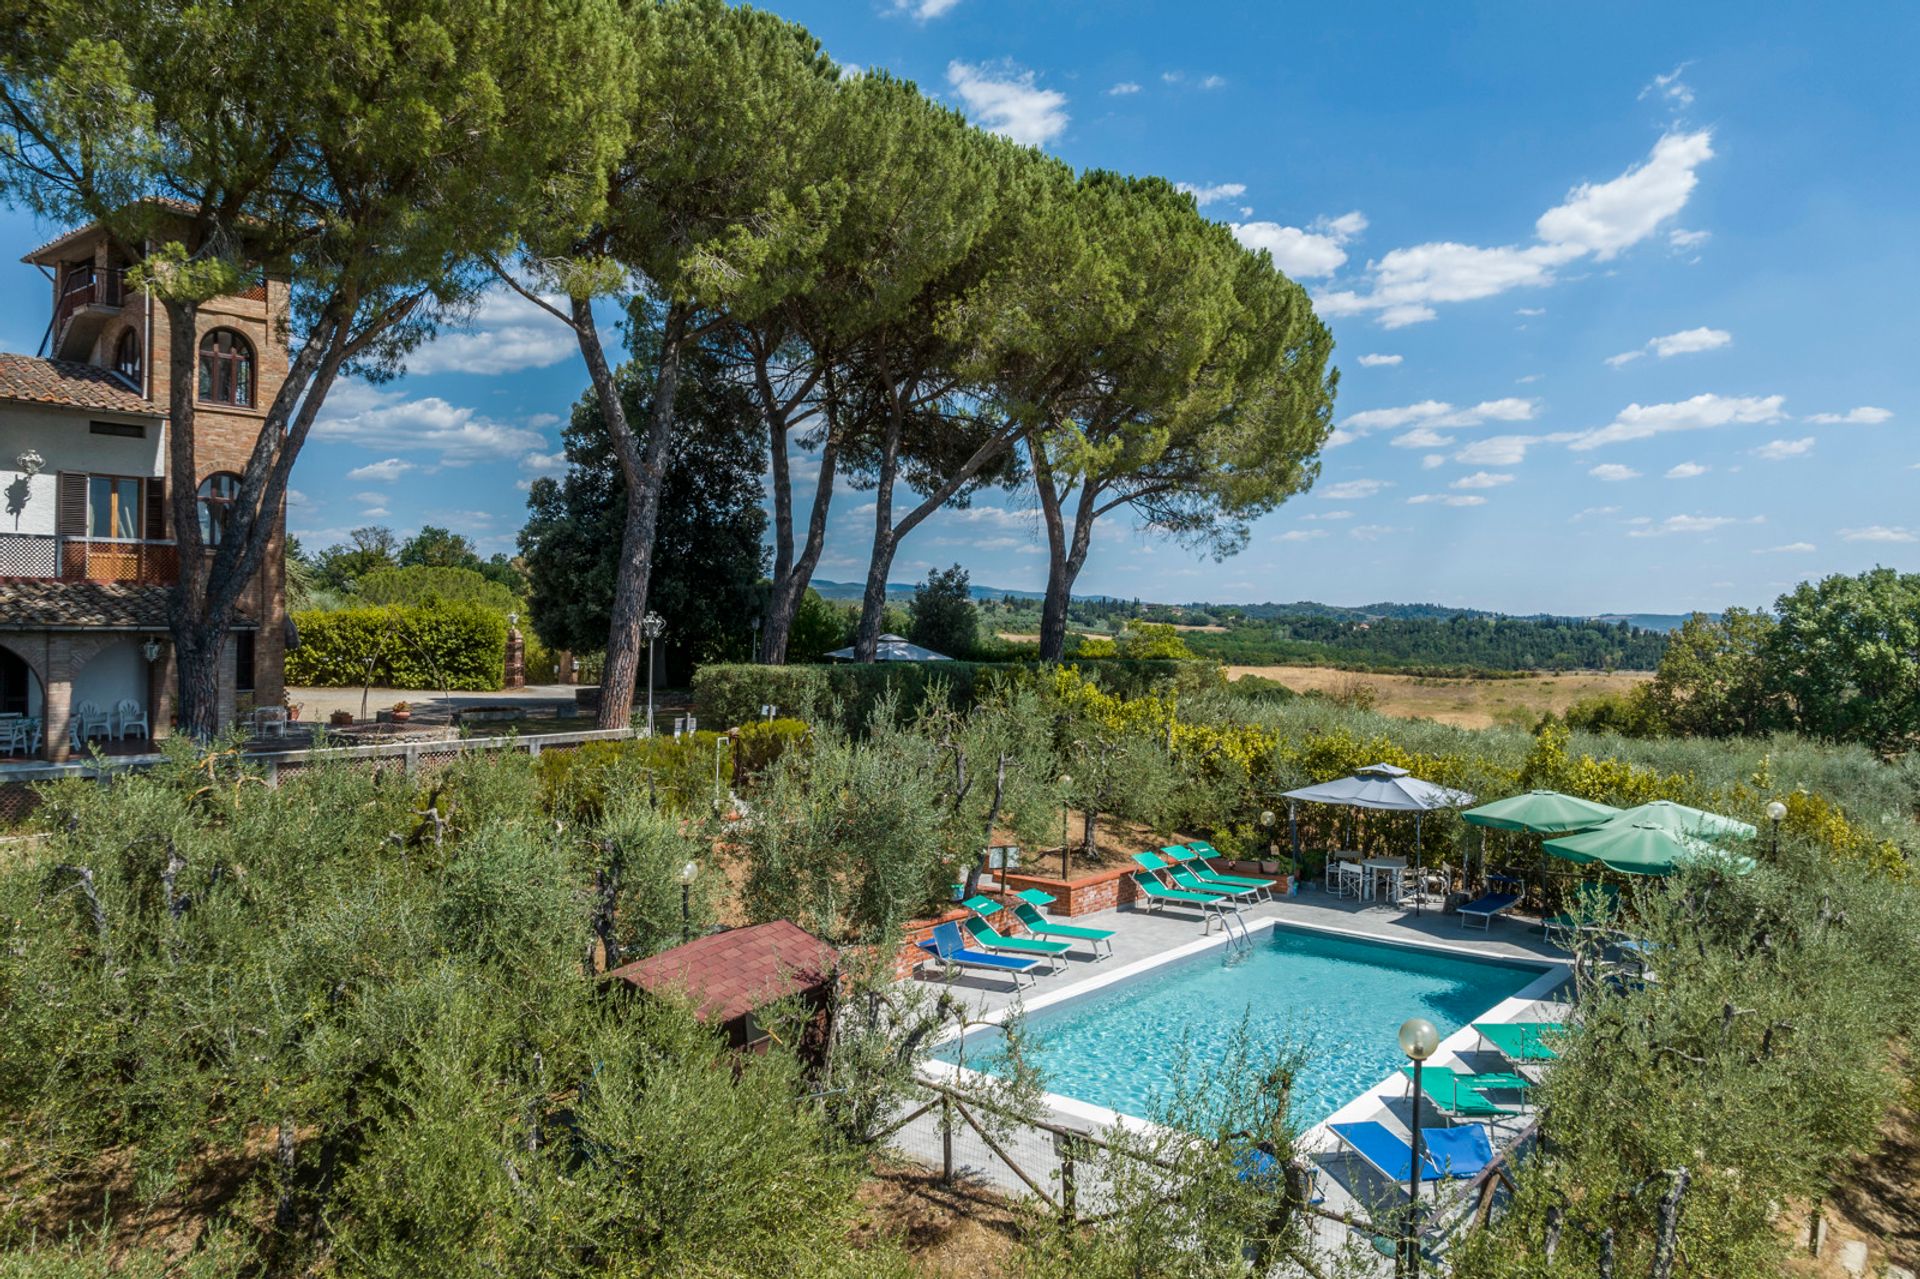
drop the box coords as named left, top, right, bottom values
left=286, top=602, right=507, bottom=690
left=691, top=658, right=1220, bottom=730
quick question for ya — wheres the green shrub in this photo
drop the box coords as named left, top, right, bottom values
left=353, top=564, right=523, bottom=614
left=286, top=602, right=507, bottom=690
left=533, top=732, right=733, bottom=818
left=691, top=659, right=1213, bottom=732
left=734, top=718, right=810, bottom=779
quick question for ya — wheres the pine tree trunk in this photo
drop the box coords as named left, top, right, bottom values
left=584, top=298, right=687, bottom=729
left=853, top=407, right=905, bottom=662
left=1032, top=435, right=1071, bottom=662
left=761, top=430, right=838, bottom=663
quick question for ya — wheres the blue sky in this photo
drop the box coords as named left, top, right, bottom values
left=4, top=1, right=1915, bottom=615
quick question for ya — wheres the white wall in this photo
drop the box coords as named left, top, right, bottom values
left=72, top=638, right=146, bottom=720
left=0, top=404, right=166, bottom=535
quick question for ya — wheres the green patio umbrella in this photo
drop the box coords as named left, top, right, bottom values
left=1461, top=790, right=1621, bottom=834
left=1603, top=799, right=1756, bottom=841
left=1544, top=820, right=1756, bottom=877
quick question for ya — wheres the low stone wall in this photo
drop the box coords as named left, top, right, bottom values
left=1003, top=861, right=1292, bottom=918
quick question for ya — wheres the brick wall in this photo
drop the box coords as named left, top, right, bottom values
left=891, top=907, right=971, bottom=980
left=1001, top=860, right=1292, bottom=918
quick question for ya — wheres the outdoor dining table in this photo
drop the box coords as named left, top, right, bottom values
left=1363, top=855, right=1408, bottom=902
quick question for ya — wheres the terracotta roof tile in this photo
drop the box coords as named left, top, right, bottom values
left=0, top=581, right=254, bottom=630
left=604, top=920, right=840, bottom=1025
left=0, top=352, right=160, bottom=416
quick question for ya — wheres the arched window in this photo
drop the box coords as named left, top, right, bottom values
left=197, top=329, right=254, bottom=407
left=112, top=327, right=142, bottom=387
left=198, top=472, right=241, bottom=546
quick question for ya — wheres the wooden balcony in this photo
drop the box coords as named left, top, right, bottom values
left=0, top=533, right=177, bottom=585
left=53, top=267, right=126, bottom=361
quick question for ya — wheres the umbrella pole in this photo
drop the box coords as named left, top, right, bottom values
left=1289, top=801, right=1300, bottom=889
left=1414, top=812, right=1422, bottom=917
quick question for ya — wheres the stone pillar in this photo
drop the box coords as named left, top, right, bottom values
left=147, top=639, right=175, bottom=742
left=43, top=633, right=75, bottom=763
left=217, top=631, right=238, bottom=733
left=503, top=626, right=526, bottom=689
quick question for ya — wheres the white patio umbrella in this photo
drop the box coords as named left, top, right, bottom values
left=823, top=634, right=954, bottom=662
left=1281, top=764, right=1476, bottom=916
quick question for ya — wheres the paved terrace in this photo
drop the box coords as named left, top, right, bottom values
left=898, top=890, right=1574, bottom=1272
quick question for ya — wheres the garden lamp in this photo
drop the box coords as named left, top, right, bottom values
left=677, top=859, right=699, bottom=942
left=1766, top=799, right=1786, bottom=857
left=641, top=611, right=666, bottom=736
left=1397, top=1017, right=1440, bottom=1278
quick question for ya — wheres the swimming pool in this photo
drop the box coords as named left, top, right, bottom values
left=932, top=925, right=1548, bottom=1125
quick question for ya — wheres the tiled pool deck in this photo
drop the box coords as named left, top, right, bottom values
left=901, top=888, right=1573, bottom=1270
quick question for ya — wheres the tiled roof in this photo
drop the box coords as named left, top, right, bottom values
left=604, top=920, right=840, bottom=1025
left=0, top=581, right=255, bottom=630
left=0, top=352, right=160, bottom=416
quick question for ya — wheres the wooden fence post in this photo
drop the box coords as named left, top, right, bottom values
left=1055, top=1130, right=1078, bottom=1227
left=940, top=1092, right=953, bottom=1185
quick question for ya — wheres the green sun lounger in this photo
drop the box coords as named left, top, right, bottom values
left=1161, top=846, right=1273, bottom=900
left=1010, top=902, right=1114, bottom=958
left=1473, top=1021, right=1565, bottom=1063
left=1401, top=1066, right=1523, bottom=1119
left=1136, top=850, right=1264, bottom=899
left=1130, top=872, right=1238, bottom=932
left=962, top=915, right=1071, bottom=971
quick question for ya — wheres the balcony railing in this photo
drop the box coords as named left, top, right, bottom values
left=0, top=533, right=177, bottom=585
left=54, top=266, right=126, bottom=333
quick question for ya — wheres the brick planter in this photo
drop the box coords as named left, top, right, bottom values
left=890, top=906, right=971, bottom=981
left=1003, top=861, right=1293, bottom=918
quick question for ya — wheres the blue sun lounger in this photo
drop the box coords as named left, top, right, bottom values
left=916, top=920, right=1041, bottom=990
left=1329, top=1120, right=1494, bottom=1187
left=1456, top=891, right=1521, bottom=930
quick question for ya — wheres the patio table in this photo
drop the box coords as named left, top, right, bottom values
left=1363, top=855, right=1407, bottom=902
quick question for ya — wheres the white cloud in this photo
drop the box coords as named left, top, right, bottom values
left=1516, top=307, right=1546, bottom=317
left=1330, top=396, right=1536, bottom=447
left=1390, top=427, right=1455, bottom=449
left=1838, top=526, right=1917, bottom=543
left=1570, top=505, right=1620, bottom=521
left=1230, top=212, right=1364, bottom=279
left=1317, top=130, right=1714, bottom=326
left=1107, top=81, right=1141, bottom=96
left=352, top=491, right=387, bottom=505
left=285, top=488, right=310, bottom=507
left=1407, top=493, right=1487, bottom=507
left=347, top=457, right=414, bottom=482
left=1421, top=454, right=1447, bottom=470
left=1668, top=227, right=1711, bottom=250
left=892, top=0, right=961, bottom=16
left=316, top=382, right=551, bottom=466
left=1454, top=434, right=1550, bottom=466
left=526, top=412, right=562, bottom=429
left=407, top=289, right=578, bottom=376
left=1274, top=529, right=1328, bottom=542
left=1651, top=327, right=1731, bottom=357
left=1641, top=62, right=1696, bottom=110
left=1300, top=510, right=1353, bottom=521
left=1357, top=353, right=1402, bottom=367
left=1805, top=406, right=1892, bottom=425
left=947, top=61, right=1068, bottom=147
left=1452, top=471, right=1515, bottom=490
left=1628, top=514, right=1750, bottom=537
left=1665, top=461, right=1708, bottom=479
left=1753, top=436, right=1814, bottom=460
left=1349, top=524, right=1400, bottom=541
left=1318, top=478, right=1391, bottom=500
left=1589, top=463, right=1642, bottom=482
left=1571, top=392, right=1786, bottom=450
left=359, top=506, right=390, bottom=518
left=1177, top=181, right=1248, bottom=207
left=1754, top=542, right=1816, bottom=554
left=1199, top=74, right=1226, bottom=89
left=1606, top=326, right=1731, bottom=368
left=520, top=450, right=568, bottom=478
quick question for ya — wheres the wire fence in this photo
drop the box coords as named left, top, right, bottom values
left=0, top=727, right=637, bottom=829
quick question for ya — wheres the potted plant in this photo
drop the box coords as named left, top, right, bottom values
left=285, top=700, right=303, bottom=722
left=390, top=701, right=412, bottom=724
left=329, top=709, right=354, bottom=728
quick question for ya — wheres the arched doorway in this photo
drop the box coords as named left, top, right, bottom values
left=0, top=643, right=38, bottom=717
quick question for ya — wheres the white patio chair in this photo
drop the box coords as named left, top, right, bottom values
left=76, top=701, right=111, bottom=740
left=0, top=718, right=22, bottom=757
left=1332, top=860, right=1365, bottom=900
left=115, top=699, right=150, bottom=740
left=253, top=706, right=289, bottom=738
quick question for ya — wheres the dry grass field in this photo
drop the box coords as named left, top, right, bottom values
left=1227, top=664, right=1654, bottom=729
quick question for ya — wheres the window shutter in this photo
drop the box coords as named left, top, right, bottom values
left=145, top=477, right=166, bottom=539
left=57, top=472, right=87, bottom=535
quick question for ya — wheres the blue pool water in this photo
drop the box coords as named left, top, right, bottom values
left=933, top=925, right=1545, bottom=1125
